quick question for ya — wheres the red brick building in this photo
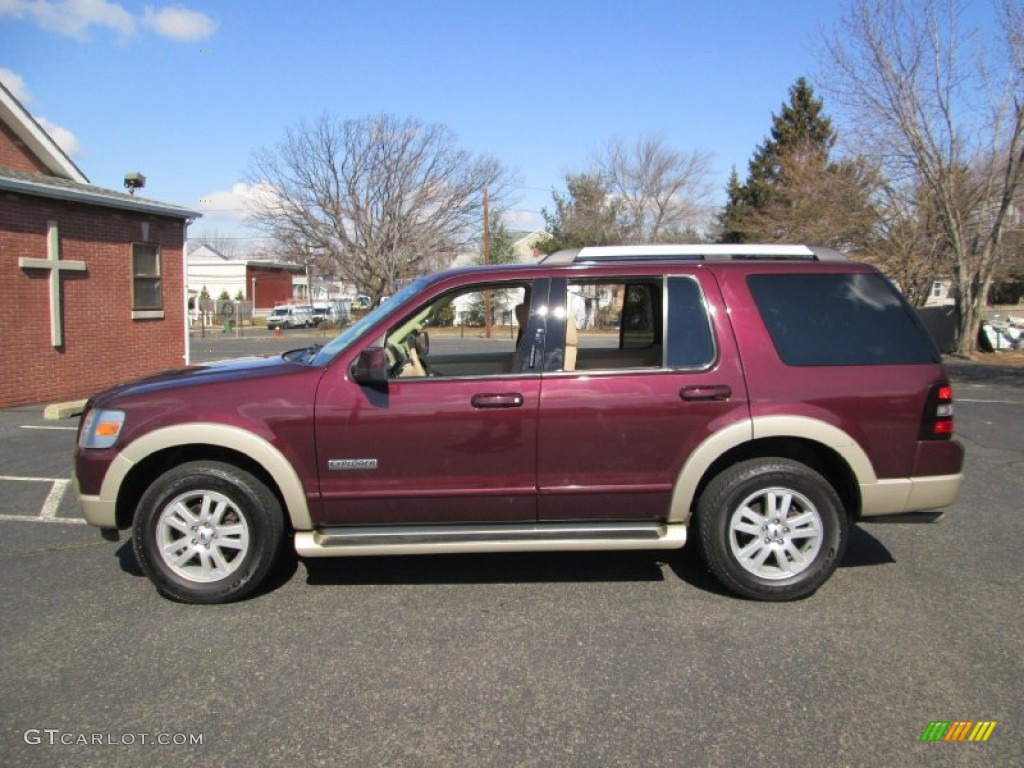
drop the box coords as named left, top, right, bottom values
left=187, top=244, right=303, bottom=311
left=0, top=83, right=199, bottom=409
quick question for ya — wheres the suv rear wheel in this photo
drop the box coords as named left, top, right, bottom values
left=132, top=461, right=284, bottom=604
left=696, top=458, right=847, bottom=601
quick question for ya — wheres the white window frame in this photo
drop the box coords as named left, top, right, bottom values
left=131, top=242, right=164, bottom=319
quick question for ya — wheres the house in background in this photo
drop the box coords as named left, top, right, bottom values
left=447, top=229, right=551, bottom=270
left=511, top=229, right=551, bottom=260
left=186, top=244, right=303, bottom=312
left=0, top=82, right=199, bottom=409
left=924, top=278, right=956, bottom=307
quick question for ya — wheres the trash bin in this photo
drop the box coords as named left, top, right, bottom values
left=223, top=320, right=234, bottom=332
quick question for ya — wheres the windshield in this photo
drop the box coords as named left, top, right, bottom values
left=309, top=278, right=429, bottom=366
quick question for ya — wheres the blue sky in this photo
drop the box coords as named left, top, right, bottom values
left=0, top=0, right=997, bottom=248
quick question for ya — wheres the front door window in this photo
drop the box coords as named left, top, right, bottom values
left=314, top=279, right=545, bottom=525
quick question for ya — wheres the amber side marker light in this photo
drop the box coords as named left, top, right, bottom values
left=78, top=409, right=126, bottom=449
left=95, top=421, right=121, bottom=437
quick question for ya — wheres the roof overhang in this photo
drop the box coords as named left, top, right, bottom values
left=0, top=82, right=88, bottom=183
left=245, top=261, right=305, bottom=272
left=0, top=173, right=200, bottom=221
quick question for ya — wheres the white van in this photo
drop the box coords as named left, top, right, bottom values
left=266, top=305, right=314, bottom=330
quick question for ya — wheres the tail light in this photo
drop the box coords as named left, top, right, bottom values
left=920, top=381, right=954, bottom=440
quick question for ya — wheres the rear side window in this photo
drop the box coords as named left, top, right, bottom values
left=563, top=278, right=664, bottom=370
left=748, top=273, right=940, bottom=366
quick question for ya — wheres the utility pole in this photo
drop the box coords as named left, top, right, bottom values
left=483, top=185, right=492, bottom=339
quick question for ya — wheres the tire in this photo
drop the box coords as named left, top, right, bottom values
left=696, top=458, right=847, bottom=601
left=132, top=461, right=284, bottom=604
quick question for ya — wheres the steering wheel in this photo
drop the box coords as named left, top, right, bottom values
left=386, top=329, right=432, bottom=378
left=385, top=343, right=409, bottom=377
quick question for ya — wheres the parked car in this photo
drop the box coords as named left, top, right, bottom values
left=74, top=244, right=963, bottom=603
left=266, top=305, right=314, bottom=330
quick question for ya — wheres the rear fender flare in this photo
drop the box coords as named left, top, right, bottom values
left=669, top=416, right=876, bottom=523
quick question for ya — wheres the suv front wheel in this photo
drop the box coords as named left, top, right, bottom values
left=132, top=461, right=284, bottom=604
left=696, top=458, right=847, bottom=601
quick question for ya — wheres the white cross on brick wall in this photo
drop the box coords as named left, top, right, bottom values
left=18, top=220, right=87, bottom=348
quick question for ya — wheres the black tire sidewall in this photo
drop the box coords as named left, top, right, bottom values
left=697, top=459, right=847, bottom=601
left=132, top=461, right=283, bottom=604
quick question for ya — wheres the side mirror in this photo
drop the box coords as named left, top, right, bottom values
left=351, top=347, right=389, bottom=386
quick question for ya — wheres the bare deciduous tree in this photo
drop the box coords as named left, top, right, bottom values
left=188, top=229, right=243, bottom=259
left=593, top=136, right=714, bottom=242
left=246, top=114, right=512, bottom=304
left=824, top=0, right=1024, bottom=354
left=869, top=182, right=947, bottom=306
left=989, top=214, right=1024, bottom=303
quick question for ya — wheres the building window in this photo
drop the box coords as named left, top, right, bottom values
left=132, top=243, right=163, bottom=317
left=931, top=281, right=944, bottom=298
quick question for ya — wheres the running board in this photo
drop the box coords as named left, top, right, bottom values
left=294, top=521, right=687, bottom=558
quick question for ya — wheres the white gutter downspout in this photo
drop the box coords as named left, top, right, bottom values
left=183, top=221, right=191, bottom=366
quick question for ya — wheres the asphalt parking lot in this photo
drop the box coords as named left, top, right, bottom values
left=188, top=325, right=331, bottom=364
left=1, top=352, right=1022, bottom=767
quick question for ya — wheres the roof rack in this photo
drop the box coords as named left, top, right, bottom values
left=540, top=244, right=847, bottom=264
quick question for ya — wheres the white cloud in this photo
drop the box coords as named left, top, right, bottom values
left=0, top=0, right=215, bottom=42
left=199, top=182, right=277, bottom=222
left=502, top=209, right=544, bottom=231
left=0, top=0, right=134, bottom=40
left=0, top=68, right=83, bottom=156
left=0, top=67, right=32, bottom=102
left=35, top=115, right=82, bottom=157
left=143, top=5, right=217, bottom=41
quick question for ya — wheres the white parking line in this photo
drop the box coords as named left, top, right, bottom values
left=20, top=425, right=77, bottom=431
left=0, top=475, right=85, bottom=525
left=0, top=474, right=65, bottom=482
left=0, top=515, right=86, bottom=525
left=958, top=399, right=1024, bottom=404
left=40, top=479, right=70, bottom=520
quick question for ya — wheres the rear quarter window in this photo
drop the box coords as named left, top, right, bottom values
left=748, top=272, right=940, bottom=366
left=666, top=277, right=715, bottom=368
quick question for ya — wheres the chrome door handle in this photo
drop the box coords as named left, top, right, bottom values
left=471, top=393, right=525, bottom=408
left=680, top=385, right=731, bottom=402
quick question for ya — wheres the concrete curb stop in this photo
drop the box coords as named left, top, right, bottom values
left=43, top=399, right=88, bottom=421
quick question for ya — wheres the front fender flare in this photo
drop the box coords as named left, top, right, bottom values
left=102, top=423, right=313, bottom=531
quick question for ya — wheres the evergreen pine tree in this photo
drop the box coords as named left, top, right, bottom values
left=717, top=167, right=747, bottom=244
left=718, top=78, right=837, bottom=243
left=475, top=210, right=519, bottom=266
left=540, top=173, right=624, bottom=253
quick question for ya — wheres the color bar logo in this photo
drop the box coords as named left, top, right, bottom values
left=920, top=721, right=997, bottom=742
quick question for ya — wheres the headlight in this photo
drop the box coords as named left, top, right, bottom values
left=78, top=409, right=126, bottom=449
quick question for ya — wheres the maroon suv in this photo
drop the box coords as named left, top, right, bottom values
left=74, top=244, right=964, bottom=603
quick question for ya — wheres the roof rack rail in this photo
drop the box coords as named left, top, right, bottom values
left=539, top=244, right=847, bottom=264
